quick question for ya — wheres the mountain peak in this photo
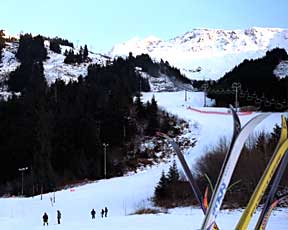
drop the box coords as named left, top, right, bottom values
left=109, top=27, right=288, bottom=80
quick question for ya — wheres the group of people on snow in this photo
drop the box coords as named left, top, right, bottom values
left=91, top=206, right=108, bottom=219
left=42, top=210, right=61, bottom=226
left=42, top=207, right=108, bottom=225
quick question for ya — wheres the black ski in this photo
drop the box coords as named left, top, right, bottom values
left=157, top=106, right=241, bottom=230
left=255, top=150, right=288, bottom=230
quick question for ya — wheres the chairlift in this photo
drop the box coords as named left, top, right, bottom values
left=251, top=93, right=257, bottom=99
left=264, top=100, right=271, bottom=107
left=246, top=95, right=253, bottom=101
left=239, top=92, right=245, bottom=98
left=255, top=98, right=262, bottom=105
left=226, top=89, right=232, bottom=94
left=275, top=103, right=283, bottom=110
left=219, top=89, right=225, bottom=94
left=270, top=98, right=276, bottom=105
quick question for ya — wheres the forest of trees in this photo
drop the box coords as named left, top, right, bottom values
left=64, top=45, right=89, bottom=64
left=0, top=34, right=190, bottom=196
left=196, top=48, right=288, bottom=111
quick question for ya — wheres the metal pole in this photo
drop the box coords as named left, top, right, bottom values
left=103, top=143, right=109, bottom=179
left=21, top=171, right=24, bottom=195
left=202, top=83, right=208, bottom=107
left=232, top=82, right=241, bottom=111
left=18, top=167, right=28, bottom=196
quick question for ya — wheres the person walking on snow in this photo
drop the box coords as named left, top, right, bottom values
left=57, top=210, right=61, bottom=224
left=101, top=208, right=104, bottom=218
left=43, top=212, right=48, bottom=226
left=104, top=207, right=108, bottom=217
left=91, top=208, right=96, bottom=219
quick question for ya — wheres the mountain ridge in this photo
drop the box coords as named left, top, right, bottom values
left=109, top=27, right=288, bottom=80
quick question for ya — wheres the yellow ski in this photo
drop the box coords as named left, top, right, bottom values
left=235, top=115, right=288, bottom=230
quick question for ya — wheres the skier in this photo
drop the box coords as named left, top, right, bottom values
left=57, top=210, right=61, bottom=224
left=43, top=212, right=48, bottom=226
left=91, top=208, right=96, bottom=219
left=104, top=206, right=108, bottom=217
left=101, top=208, right=104, bottom=218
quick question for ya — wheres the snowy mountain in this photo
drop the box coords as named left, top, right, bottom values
left=109, top=27, right=288, bottom=80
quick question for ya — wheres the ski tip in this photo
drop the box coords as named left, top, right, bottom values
left=156, top=131, right=167, bottom=138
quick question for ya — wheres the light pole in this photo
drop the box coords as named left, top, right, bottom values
left=232, top=82, right=241, bottom=111
left=202, top=83, right=209, bottom=107
left=18, top=167, right=28, bottom=196
left=103, top=143, right=109, bottom=179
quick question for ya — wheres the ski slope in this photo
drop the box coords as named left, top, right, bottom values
left=0, top=91, right=286, bottom=230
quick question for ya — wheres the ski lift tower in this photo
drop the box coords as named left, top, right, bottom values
left=103, top=143, right=109, bottom=179
left=232, top=82, right=241, bottom=111
left=18, top=167, right=28, bottom=196
left=202, top=83, right=209, bottom=107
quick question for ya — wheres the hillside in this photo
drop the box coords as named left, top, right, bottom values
left=0, top=39, right=192, bottom=98
left=109, top=27, right=288, bottom=80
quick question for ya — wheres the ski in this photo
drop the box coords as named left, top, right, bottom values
left=258, top=192, right=288, bottom=230
left=157, top=131, right=219, bottom=230
left=201, top=113, right=270, bottom=230
left=157, top=106, right=241, bottom=230
left=236, top=116, right=288, bottom=230
left=255, top=117, right=288, bottom=230
left=157, top=131, right=205, bottom=210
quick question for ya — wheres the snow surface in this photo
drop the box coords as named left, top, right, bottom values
left=0, top=91, right=286, bottom=230
left=43, top=44, right=108, bottom=85
left=109, top=27, right=288, bottom=80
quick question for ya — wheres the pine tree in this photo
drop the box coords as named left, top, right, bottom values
left=155, top=170, right=168, bottom=199
left=0, top=30, right=5, bottom=62
left=135, top=94, right=145, bottom=119
left=167, top=160, right=180, bottom=183
left=146, top=95, right=159, bottom=135
left=83, top=45, right=88, bottom=60
left=50, top=40, right=61, bottom=54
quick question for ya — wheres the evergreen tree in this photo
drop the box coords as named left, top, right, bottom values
left=83, top=45, right=88, bottom=60
left=154, top=170, right=168, bottom=199
left=0, top=30, right=5, bottom=62
left=167, top=160, right=180, bottom=183
left=49, top=40, right=61, bottom=54
left=135, top=94, right=145, bottom=119
left=16, top=34, right=47, bottom=63
left=146, top=95, right=159, bottom=135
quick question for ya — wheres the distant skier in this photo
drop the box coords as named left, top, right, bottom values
left=104, top=206, right=108, bottom=217
left=91, top=208, right=96, bottom=219
left=57, top=210, right=61, bottom=224
left=101, top=208, right=104, bottom=218
left=43, top=212, right=48, bottom=226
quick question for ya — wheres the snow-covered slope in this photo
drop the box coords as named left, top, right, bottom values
left=109, top=27, right=288, bottom=80
left=0, top=41, right=109, bottom=85
left=0, top=91, right=286, bottom=230
left=43, top=44, right=108, bottom=84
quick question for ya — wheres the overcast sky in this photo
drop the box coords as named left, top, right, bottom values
left=1, top=0, right=287, bottom=53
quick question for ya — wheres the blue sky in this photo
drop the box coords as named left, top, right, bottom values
left=1, top=0, right=287, bottom=53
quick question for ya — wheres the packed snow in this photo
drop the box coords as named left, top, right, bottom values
left=0, top=91, right=286, bottom=230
